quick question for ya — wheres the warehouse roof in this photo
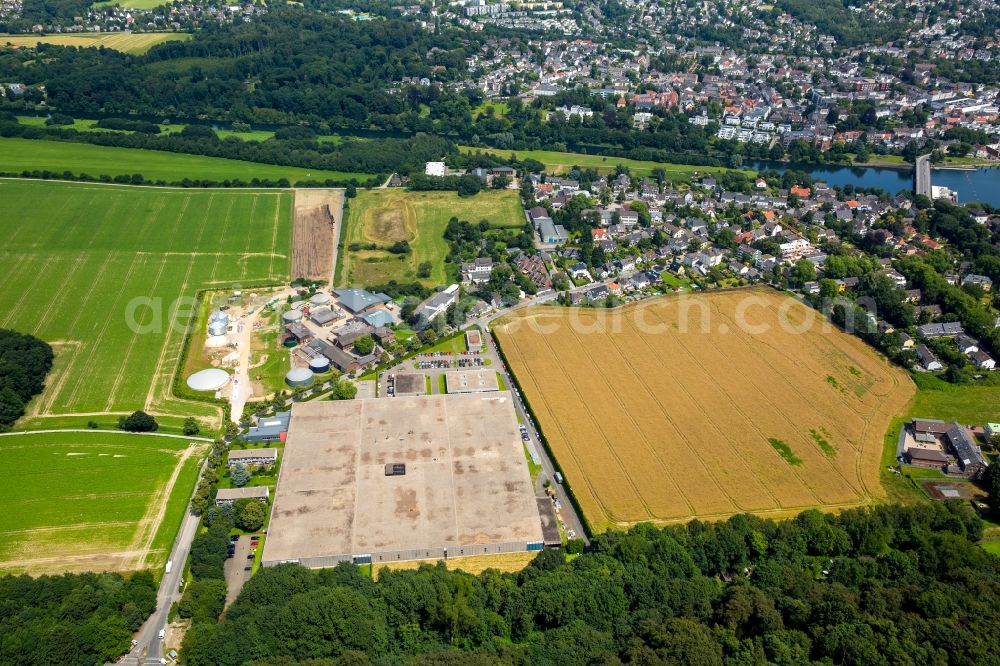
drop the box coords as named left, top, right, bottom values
left=262, top=394, right=543, bottom=566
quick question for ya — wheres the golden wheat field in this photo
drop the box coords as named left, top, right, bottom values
left=493, top=288, right=915, bottom=531
left=0, top=32, right=190, bottom=54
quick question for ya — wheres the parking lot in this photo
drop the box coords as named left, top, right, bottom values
left=222, top=534, right=260, bottom=607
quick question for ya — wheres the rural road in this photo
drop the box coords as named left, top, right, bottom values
left=118, top=480, right=204, bottom=666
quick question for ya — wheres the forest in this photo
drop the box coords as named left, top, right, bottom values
left=0, top=328, right=53, bottom=429
left=0, top=570, right=157, bottom=666
left=178, top=502, right=1000, bottom=666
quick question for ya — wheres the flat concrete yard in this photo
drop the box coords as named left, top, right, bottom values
left=262, top=393, right=543, bottom=568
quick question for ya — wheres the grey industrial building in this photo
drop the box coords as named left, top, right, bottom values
left=261, top=394, right=545, bottom=569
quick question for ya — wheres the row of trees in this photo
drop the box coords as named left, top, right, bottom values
left=179, top=501, right=997, bottom=665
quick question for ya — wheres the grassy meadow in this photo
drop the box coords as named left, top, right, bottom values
left=338, top=189, right=525, bottom=287
left=0, top=32, right=190, bottom=54
left=0, top=179, right=292, bottom=424
left=0, top=431, right=202, bottom=573
left=459, top=146, right=749, bottom=180
left=0, top=137, right=372, bottom=184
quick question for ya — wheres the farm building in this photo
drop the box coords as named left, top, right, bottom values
left=360, top=309, right=396, bottom=328
left=261, top=394, right=544, bottom=569
left=310, top=307, right=341, bottom=327
left=227, top=448, right=279, bottom=468
left=909, top=418, right=989, bottom=478
left=215, top=486, right=270, bottom=506
left=245, top=412, right=291, bottom=444
left=333, top=288, right=391, bottom=315
left=392, top=373, right=427, bottom=397
left=284, top=322, right=314, bottom=344
left=445, top=370, right=499, bottom=394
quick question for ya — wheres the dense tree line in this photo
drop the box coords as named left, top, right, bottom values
left=0, top=570, right=157, bottom=666
left=179, top=502, right=1000, bottom=666
left=0, top=329, right=53, bottom=429
left=0, top=119, right=449, bottom=179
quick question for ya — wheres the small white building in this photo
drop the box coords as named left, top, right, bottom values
left=425, top=161, right=447, bottom=177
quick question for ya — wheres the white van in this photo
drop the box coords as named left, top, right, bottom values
left=158, top=629, right=165, bottom=640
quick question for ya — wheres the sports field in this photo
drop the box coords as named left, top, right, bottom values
left=493, top=288, right=915, bottom=530
left=0, top=32, right=190, bottom=54
left=338, top=189, right=524, bottom=287
left=0, top=137, right=373, bottom=184
left=0, top=179, right=292, bottom=424
left=0, top=431, right=204, bottom=574
left=459, top=146, right=749, bottom=179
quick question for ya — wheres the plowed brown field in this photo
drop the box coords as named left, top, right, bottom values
left=493, top=288, right=915, bottom=531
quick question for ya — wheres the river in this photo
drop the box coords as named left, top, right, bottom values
left=752, top=160, right=1000, bottom=207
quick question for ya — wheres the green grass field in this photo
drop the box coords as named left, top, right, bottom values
left=459, top=146, right=749, bottom=180
left=92, top=0, right=170, bottom=9
left=0, top=431, right=203, bottom=574
left=1, top=179, right=292, bottom=424
left=0, top=32, right=189, bottom=54
left=338, top=189, right=525, bottom=287
left=0, top=137, right=373, bottom=184
left=880, top=373, right=1000, bottom=503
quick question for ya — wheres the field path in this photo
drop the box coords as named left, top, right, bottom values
left=0, top=429, right=214, bottom=442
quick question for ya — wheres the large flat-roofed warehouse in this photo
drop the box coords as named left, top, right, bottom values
left=262, top=393, right=544, bottom=568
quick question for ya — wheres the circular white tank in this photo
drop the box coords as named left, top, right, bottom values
left=186, top=368, right=230, bottom=391
left=310, top=292, right=331, bottom=306
left=285, top=367, right=314, bottom=387
left=208, top=321, right=228, bottom=336
left=282, top=309, right=303, bottom=323
left=308, top=356, right=330, bottom=373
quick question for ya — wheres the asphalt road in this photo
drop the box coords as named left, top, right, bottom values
left=915, top=153, right=932, bottom=197
left=485, top=328, right=590, bottom=544
left=118, top=493, right=203, bottom=665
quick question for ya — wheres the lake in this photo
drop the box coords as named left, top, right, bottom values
left=754, top=160, right=1000, bottom=207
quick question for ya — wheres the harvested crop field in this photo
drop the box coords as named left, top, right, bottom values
left=0, top=32, right=191, bottom=54
left=292, top=189, right=343, bottom=282
left=493, top=288, right=915, bottom=530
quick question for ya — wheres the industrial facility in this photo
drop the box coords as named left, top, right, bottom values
left=261, top=393, right=545, bottom=569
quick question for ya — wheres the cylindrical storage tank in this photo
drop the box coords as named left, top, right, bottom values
left=308, top=356, right=330, bottom=373
left=210, top=310, right=229, bottom=324
left=282, top=337, right=299, bottom=348
left=282, top=309, right=303, bottom=323
left=186, top=368, right=230, bottom=391
left=310, top=292, right=330, bottom=306
left=208, top=321, right=227, bottom=336
left=285, top=367, right=314, bottom=387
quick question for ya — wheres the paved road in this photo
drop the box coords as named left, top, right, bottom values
left=118, top=469, right=205, bottom=666
left=915, top=154, right=932, bottom=197
left=485, top=329, right=589, bottom=544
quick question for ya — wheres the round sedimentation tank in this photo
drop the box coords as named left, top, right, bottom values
left=308, top=356, right=330, bottom=373
left=186, top=368, right=230, bottom=392
left=285, top=367, right=314, bottom=387
left=282, top=309, right=303, bottom=323
left=310, top=292, right=331, bottom=306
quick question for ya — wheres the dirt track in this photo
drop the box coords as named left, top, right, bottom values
left=292, top=189, right=344, bottom=283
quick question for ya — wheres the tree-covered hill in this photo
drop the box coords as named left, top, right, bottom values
left=181, top=502, right=1000, bottom=665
